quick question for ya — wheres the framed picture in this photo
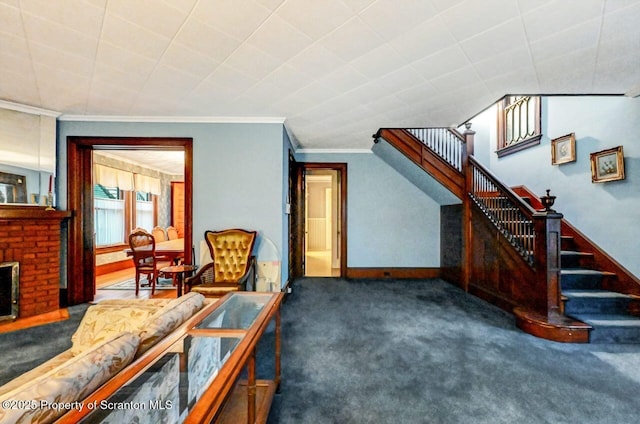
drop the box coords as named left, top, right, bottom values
left=590, top=146, right=625, bottom=183
left=551, top=133, right=576, bottom=165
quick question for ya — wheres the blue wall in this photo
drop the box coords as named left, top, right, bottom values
left=295, top=151, right=442, bottom=267
left=469, top=96, right=640, bottom=277
left=57, top=120, right=288, bottom=284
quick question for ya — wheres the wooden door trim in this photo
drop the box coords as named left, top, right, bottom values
left=66, top=136, right=193, bottom=305
left=298, top=162, right=347, bottom=277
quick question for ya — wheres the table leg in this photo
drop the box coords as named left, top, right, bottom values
left=275, top=309, right=281, bottom=393
left=176, top=273, right=183, bottom=297
left=248, top=349, right=256, bottom=424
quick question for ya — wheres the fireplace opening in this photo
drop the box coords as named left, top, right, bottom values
left=0, top=261, right=19, bottom=321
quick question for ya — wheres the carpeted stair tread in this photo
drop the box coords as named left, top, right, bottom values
left=561, top=251, right=594, bottom=256
left=571, top=314, right=640, bottom=343
left=560, top=269, right=615, bottom=291
left=563, top=289, right=633, bottom=315
left=571, top=314, right=640, bottom=327
left=563, top=290, right=632, bottom=299
left=561, top=269, right=615, bottom=276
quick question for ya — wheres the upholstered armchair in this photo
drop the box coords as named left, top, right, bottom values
left=128, top=229, right=160, bottom=295
left=185, top=229, right=257, bottom=297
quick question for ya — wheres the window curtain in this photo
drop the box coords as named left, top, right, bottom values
left=94, top=164, right=134, bottom=191
left=134, top=174, right=161, bottom=195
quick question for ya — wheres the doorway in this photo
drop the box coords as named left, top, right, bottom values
left=290, top=162, right=347, bottom=278
left=66, top=137, right=193, bottom=305
left=305, top=169, right=340, bottom=276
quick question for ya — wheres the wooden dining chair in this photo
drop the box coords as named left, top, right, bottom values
left=185, top=229, right=257, bottom=297
left=128, top=229, right=160, bottom=295
left=166, top=226, right=179, bottom=240
left=152, top=226, right=167, bottom=242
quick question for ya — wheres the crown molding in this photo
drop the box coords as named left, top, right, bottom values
left=58, top=115, right=286, bottom=124
left=295, top=148, right=373, bottom=154
left=0, top=100, right=61, bottom=117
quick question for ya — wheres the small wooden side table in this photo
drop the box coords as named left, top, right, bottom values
left=160, top=264, right=198, bottom=296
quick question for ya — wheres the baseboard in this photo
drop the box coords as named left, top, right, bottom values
left=346, top=268, right=441, bottom=279
left=440, top=267, right=463, bottom=288
left=281, top=279, right=292, bottom=302
left=95, top=259, right=133, bottom=276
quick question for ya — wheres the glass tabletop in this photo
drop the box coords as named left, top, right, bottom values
left=80, top=335, right=241, bottom=424
left=195, top=293, right=275, bottom=330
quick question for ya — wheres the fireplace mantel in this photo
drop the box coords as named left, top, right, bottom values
left=0, top=205, right=71, bottom=220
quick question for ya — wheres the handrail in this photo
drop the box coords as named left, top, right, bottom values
left=406, top=128, right=465, bottom=172
left=468, top=156, right=538, bottom=267
left=380, top=126, right=566, bottom=324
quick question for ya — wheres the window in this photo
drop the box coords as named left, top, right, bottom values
left=93, top=164, right=162, bottom=248
left=496, top=96, right=542, bottom=157
left=135, top=191, right=154, bottom=232
left=93, top=186, right=158, bottom=248
left=94, top=185, right=125, bottom=246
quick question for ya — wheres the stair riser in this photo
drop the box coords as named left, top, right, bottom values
left=565, top=298, right=630, bottom=315
left=589, top=327, right=640, bottom=344
left=561, top=274, right=603, bottom=291
left=561, top=237, right=575, bottom=251
left=561, top=254, right=594, bottom=269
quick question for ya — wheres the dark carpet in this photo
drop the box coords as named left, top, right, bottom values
left=2, top=279, right=640, bottom=424
left=266, top=278, right=640, bottom=424
left=0, top=303, right=89, bottom=386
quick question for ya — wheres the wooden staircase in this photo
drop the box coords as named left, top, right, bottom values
left=375, top=128, right=640, bottom=343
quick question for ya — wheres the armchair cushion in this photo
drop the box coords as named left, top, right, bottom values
left=185, top=259, right=256, bottom=297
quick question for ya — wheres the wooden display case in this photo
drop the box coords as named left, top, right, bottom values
left=57, top=292, right=283, bottom=424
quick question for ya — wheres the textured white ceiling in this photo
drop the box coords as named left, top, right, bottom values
left=1, top=0, right=639, bottom=151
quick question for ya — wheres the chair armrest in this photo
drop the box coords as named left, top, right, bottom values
left=237, top=256, right=257, bottom=291
left=184, top=262, right=215, bottom=293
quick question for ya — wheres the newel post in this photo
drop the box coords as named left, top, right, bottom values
left=461, top=123, right=475, bottom=292
left=463, top=122, right=475, bottom=156
left=533, top=209, right=563, bottom=318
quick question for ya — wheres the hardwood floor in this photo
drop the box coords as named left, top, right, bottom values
left=0, top=268, right=177, bottom=333
left=94, top=267, right=177, bottom=302
left=305, top=250, right=340, bottom=277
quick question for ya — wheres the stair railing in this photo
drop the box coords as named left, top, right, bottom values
left=381, top=125, right=563, bottom=318
left=406, top=128, right=465, bottom=172
left=467, top=156, right=538, bottom=266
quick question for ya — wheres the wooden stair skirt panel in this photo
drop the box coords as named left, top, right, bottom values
left=376, top=128, right=465, bottom=199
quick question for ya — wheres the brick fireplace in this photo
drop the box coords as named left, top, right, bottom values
left=0, top=206, right=71, bottom=319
